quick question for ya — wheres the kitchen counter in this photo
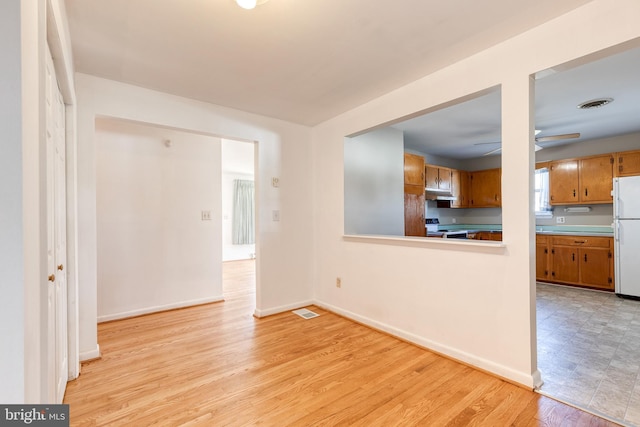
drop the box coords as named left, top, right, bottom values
left=535, top=225, right=613, bottom=237
left=437, top=223, right=614, bottom=237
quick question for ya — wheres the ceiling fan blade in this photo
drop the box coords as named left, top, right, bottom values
left=535, top=132, right=580, bottom=143
left=483, top=143, right=543, bottom=156
left=474, top=141, right=500, bottom=146
left=482, top=147, right=502, bottom=156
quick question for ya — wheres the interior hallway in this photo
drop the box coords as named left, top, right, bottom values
left=63, top=260, right=616, bottom=426
left=537, top=282, right=640, bottom=426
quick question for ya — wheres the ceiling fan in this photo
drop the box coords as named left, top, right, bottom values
left=475, top=132, right=581, bottom=156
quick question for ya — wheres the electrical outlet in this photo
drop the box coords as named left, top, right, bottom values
left=452, top=218, right=457, bottom=224
left=201, top=210, right=212, bottom=221
left=336, top=277, right=341, bottom=288
left=272, top=177, right=280, bottom=188
left=556, top=216, right=565, bottom=224
left=272, top=210, right=280, bottom=222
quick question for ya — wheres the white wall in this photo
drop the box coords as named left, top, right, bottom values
left=75, top=74, right=314, bottom=358
left=3, top=0, right=77, bottom=403
left=95, top=118, right=223, bottom=321
left=310, top=0, right=640, bottom=388
left=222, top=139, right=255, bottom=261
left=1, top=0, right=26, bottom=403
left=344, top=127, right=404, bottom=235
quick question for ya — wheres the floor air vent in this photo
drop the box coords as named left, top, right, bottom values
left=292, top=308, right=319, bottom=319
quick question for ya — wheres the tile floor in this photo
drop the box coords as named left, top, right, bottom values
left=537, top=282, right=640, bottom=426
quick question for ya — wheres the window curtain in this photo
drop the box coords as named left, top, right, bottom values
left=535, top=168, right=552, bottom=212
left=232, top=179, right=255, bottom=245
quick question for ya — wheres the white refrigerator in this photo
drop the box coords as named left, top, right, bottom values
left=614, top=176, right=640, bottom=298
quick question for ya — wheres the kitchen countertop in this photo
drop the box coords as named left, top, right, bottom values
left=437, top=224, right=614, bottom=237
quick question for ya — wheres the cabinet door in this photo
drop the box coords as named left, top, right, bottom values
left=616, top=150, right=640, bottom=177
left=549, top=160, right=579, bottom=205
left=536, top=235, right=549, bottom=281
left=425, top=165, right=440, bottom=190
left=438, top=168, right=452, bottom=191
left=404, top=154, right=425, bottom=187
left=551, top=246, right=579, bottom=284
left=490, top=232, right=502, bottom=241
left=580, top=248, right=613, bottom=289
left=536, top=243, right=548, bottom=281
left=450, top=169, right=469, bottom=208
left=580, top=155, right=613, bottom=203
left=404, top=184, right=425, bottom=237
left=470, top=169, right=501, bottom=207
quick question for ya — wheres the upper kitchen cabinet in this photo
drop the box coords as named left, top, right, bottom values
left=469, top=168, right=501, bottom=208
left=450, top=169, right=469, bottom=208
left=404, top=153, right=425, bottom=187
left=549, top=154, right=613, bottom=205
left=615, top=149, right=640, bottom=177
left=425, top=165, right=452, bottom=192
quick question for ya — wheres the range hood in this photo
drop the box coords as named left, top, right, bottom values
left=425, top=188, right=457, bottom=201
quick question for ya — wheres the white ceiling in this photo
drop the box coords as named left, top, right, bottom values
left=64, top=0, right=593, bottom=126
left=397, top=45, right=640, bottom=159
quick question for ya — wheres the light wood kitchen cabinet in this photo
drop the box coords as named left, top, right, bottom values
left=549, top=154, right=613, bottom=205
left=549, top=235, right=614, bottom=290
left=451, top=169, right=469, bottom=208
left=468, top=231, right=502, bottom=241
left=615, top=149, right=640, bottom=177
left=404, top=185, right=426, bottom=237
left=536, top=235, right=549, bottom=281
left=469, top=168, right=501, bottom=208
left=425, top=165, right=452, bottom=192
left=404, top=153, right=426, bottom=237
left=404, top=153, right=425, bottom=187
left=550, top=245, right=580, bottom=283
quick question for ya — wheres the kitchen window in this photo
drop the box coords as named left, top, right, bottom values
left=535, top=167, right=553, bottom=218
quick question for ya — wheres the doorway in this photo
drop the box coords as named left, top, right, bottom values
left=221, top=139, right=256, bottom=303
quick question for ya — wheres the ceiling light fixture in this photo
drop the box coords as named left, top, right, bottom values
left=236, top=0, right=268, bottom=10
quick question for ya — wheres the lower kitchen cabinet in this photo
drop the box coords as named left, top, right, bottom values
left=536, top=235, right=549, bottom=281
left=468, top=231, right=502, bottom=241
left=545, top=235, right=614, bottom=291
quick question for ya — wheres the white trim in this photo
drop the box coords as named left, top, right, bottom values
left=535, top=211, right=553, bottom=219
left=253, top=300, right=315, bottom=318
left=97, top=296, right=224, bottom=323
left=79, top=345, right=100, bottom=362
left=315, top=299, right=542, bottom=389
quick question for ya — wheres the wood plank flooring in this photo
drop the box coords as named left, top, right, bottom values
left=64, top=260, right=619, bottom=426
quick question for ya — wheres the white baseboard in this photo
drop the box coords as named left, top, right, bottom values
left=97, top=295, right=225, bottom=323
left=79, top=345, right=100, bottom=362
left=315, top=299, right=539, bottom=389
left=254, top=300, right=315, bottom=318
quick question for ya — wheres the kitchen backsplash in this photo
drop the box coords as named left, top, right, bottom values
left=535, top=204, right=613, bottom=226
left=427, top=201, right=613, bottom=226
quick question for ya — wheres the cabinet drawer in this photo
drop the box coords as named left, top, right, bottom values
left=536, top=234, right=549, bottom=245
left=551, top=236, right=611, bottom=248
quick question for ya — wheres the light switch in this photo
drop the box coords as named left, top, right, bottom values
left=272, top=210, right=280, bottom=221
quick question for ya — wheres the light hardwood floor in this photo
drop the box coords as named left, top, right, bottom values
left=64, top=260, right=619, bottom=426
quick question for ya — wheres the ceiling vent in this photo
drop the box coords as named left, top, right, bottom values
left=577, top=98, right=613, bottom=109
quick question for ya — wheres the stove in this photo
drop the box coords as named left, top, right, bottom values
left=425, top=218, right=468, bottom=239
